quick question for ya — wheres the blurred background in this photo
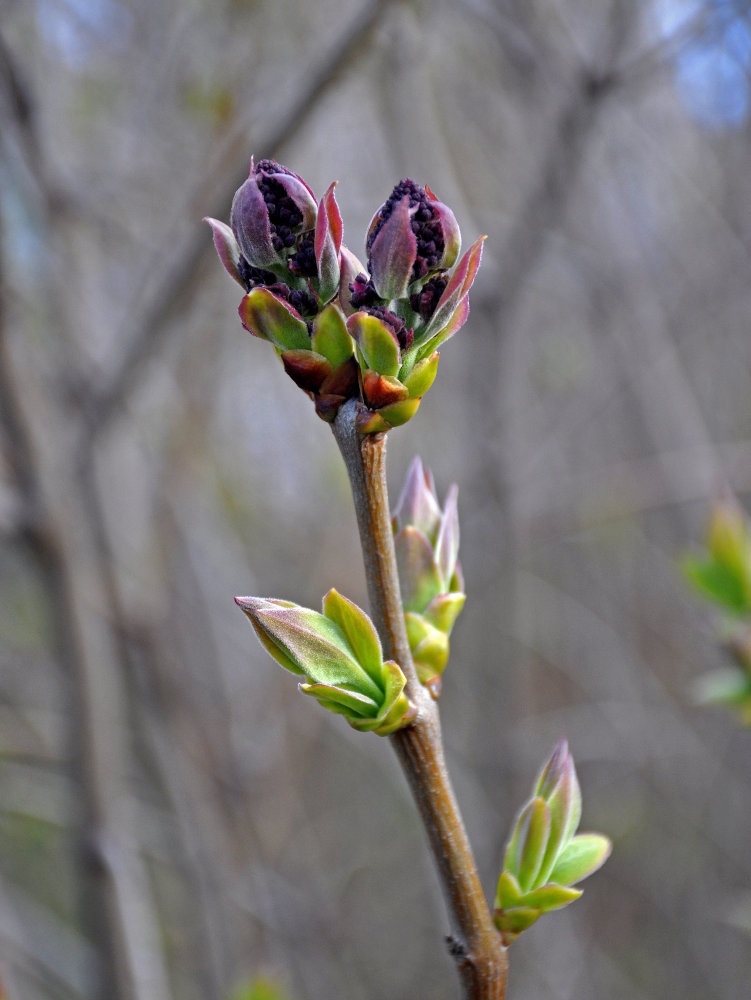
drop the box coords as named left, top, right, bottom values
left=2, top=0, right=751, bottom=997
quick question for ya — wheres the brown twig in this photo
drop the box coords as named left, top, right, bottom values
left=332, top=399, right=508, bottom=999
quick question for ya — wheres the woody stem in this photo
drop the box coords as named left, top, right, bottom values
left=332, top=400, right=507, bottom=1000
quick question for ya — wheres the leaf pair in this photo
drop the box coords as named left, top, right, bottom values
left=494, top=741, right=611, bottom=945
left=236, top=589, right=414, bottom=736
left=392, top=457, right=465, bottom=695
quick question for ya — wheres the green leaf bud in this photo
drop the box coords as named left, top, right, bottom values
left=236, top=593, right=413, bottom=736
left=547, top=834, right=612, bottom=886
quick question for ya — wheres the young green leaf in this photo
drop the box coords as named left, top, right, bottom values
left=547, top=834, right=612, bottom=886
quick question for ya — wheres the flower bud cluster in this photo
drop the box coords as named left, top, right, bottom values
left=235, top=589, right=414, bottom=736
left=206, top=158, right=484, bottom=432
left=392, top=458, right=465, bottom=697
left=493, top=741, right=611, bottom=945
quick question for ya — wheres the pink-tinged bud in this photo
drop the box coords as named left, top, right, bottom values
left=367, top=194, right=417, bottom=300
left=421, top=235, right=485, bottom=341
left=392, top=457, right=442, bottom=539
left=235, top=594, right=382, bottom=702
left=435, top=484, right=460, bottom=589
left=315, top=182, right=343, bottom=304
left=366, top=179, right=462, bottom=301
left=203, top=218, right=244, bottom=287
left=230, top=157, right=317, bottom=271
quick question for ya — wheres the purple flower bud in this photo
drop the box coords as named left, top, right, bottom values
left=314, top=182, right=343, bottom=304
left=366, top=179, right=461, bottom=299
left=362, top=306, right=413, bottom=353
left=230, top=157, right=317, bottom=271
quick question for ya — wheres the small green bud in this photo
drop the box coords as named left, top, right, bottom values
left=683, top=491, right=751, bottom=616
left=494, top=740, right=611, bottom=946
left=236, top=591, right=414, bottom=736
left=392, top=458, right=465, bottom=692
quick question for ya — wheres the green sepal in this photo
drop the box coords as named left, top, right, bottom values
left=322, top=589, right=384, bottom=690
left=412, top=629, right=449, bottom=679
left=515, top=797, right=552, bottom=892
left=547, top=834, right=612, bottom=886
left=394, top=527, right=443, bottom=612
left=377, top=397, right=421, bottom=428
left=495, top=870, right=523, bottom=910
left=423, top=592, right=466, bottom=634
left=362, top=371, right=409, bottom=409
left=401, top=351, right=440, bottom=398
left=355, top=408, right=392, bottom=434
left=493, top=906, right=541, bottom=944
left=349, top=660, right=411, bottom=735
left=239, top=288, right=310, bottom=351
left=347, top=313, right=401, bottom=376
left=300, top=682, right=380, bottom=718
left=404, top=611, right=434, bottom=648
left=311, top=303, right=354, bottom=369
left=524, top=883, right=582, bottom=911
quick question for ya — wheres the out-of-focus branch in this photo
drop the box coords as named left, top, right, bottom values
left=0, top=58, right=173, bottom=998
left=0, top=215, right=135, bottom=1000
left=76, top=0, right=402, bottom=461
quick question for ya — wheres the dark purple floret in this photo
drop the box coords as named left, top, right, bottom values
left=288, top=235, right=317, bottom=278
left=365, top=306, right=414, bottom=353
left=410, top=273, right=448, bottom=322
left=367, top=179, right=445, bottom=283
left=256, top=162, right=305, bottom=251
left=266, top=282, right=319, bottom=319
left=349, top=273, right=380, bottom=309
left=238, top=256, right=277, bottom=292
